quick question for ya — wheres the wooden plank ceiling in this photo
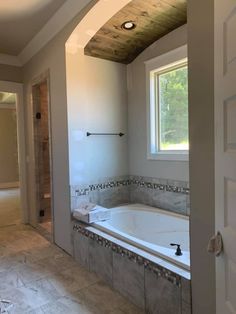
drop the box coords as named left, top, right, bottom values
left=84, top=0, right=187, bottom=64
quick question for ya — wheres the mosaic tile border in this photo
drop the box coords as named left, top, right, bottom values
left=73, top=223, right=182, bottom=287
left=130, top=178, right=189, bottom=194
left=74, top=177, right=189, bottom=196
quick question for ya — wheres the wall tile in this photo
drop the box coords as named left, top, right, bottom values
left=70, top=174, right=190, bottom=216
left=89, top=239, right=113, bottom=285
left=182, top=301, right=192, bottom=314
left=99, top=186, right=130, bottom=208
left=113, top=253, right=145, bottom=309
left=181, top=278, right=191, bottom=305
left=145, top=268, right=181, bottom=314
left=73, top=232, right=89, bottom=268
left=152, top=191, right=187, bottom=215
left=186, top=195, right=190, bottom=216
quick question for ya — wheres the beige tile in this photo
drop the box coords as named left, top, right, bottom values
left=72, top=280, right=140, bottom=314
left=40, top=296, right=96, bottom=314
left=46, top=265, right=99, bottom=297
left=36, top=252, right=78, bottom=275
left=0, top=269, right=24, bottom=291
left=0, top=224, right=142, bottom=314
left=0, top=285, right=53, bottom=313
left=14, top=262, right=49, bottom=284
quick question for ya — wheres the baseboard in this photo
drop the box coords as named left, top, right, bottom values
left=0, top=181, right=20, bottom=189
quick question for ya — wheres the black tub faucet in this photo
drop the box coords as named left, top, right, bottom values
left=170, top=243, right=183, bottom=256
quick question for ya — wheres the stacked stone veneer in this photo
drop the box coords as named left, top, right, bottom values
left=70, top=175, right=190, bottom=216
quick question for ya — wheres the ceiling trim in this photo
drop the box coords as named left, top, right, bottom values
left=18, top=0, right=91, bottom=65
left=0, top=54, right=22, bottom=67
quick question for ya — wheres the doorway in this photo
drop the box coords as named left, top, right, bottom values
left=0, top=81, right=27, bottom=227
left=32, top=76, right=53, bottom=239
left=0, top=92, right=21, bottom=227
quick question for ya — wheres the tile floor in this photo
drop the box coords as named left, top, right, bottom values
left=0, top=224, right=144, bottom=313
left=0, top=189, right=21, bottom=227
left=39, top=221, right=51, bottom=234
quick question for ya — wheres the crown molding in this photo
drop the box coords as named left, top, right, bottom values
left=1, top=0, right=131, bottom=67
left=0, top=54, right=22, bottom=67
left=18, top=0, right=90, bottom=65
left=0, top=103, right=16, bottom=109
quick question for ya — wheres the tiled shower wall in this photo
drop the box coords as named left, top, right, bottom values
left=33, top=81, right=51, bottom=222
left=70, top=175, right=190, bottom=216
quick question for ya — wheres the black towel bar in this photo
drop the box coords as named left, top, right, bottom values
left=86, top=132, right=124, bottom=137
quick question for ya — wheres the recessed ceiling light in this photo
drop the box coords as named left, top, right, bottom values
left=121, top=21, right=136, bottom=30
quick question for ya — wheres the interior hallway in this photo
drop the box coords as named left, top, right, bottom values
left=0, top=223, right=143, bottom=313
left=0, top=189, right=21, bottom=228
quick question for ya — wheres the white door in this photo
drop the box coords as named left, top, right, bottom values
left=215, top=1, right=236, bottom=313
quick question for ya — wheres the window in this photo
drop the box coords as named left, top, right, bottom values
left=146, top=46, right=188, bottom=161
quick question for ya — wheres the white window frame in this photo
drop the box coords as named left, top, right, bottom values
left=145, top=45, right=188, bottom=161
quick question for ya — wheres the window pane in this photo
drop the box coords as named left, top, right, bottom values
left=159, top=65, right=189, bottom=151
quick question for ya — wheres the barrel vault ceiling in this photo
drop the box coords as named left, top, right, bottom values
left=84, top=0, right=187, bottom=64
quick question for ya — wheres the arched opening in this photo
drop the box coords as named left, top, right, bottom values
left=65, top=1, right=192, bottom=313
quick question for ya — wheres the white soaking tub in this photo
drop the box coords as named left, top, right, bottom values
left=94, top=203, right=190, bottom=270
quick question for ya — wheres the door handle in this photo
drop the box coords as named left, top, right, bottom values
left=207, top=231, right=223, bottom=256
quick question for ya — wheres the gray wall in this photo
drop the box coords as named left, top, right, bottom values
left=0, top=107, right=19, bottom=184
left=22, top=0, right=97, bottom=254
left=0, top=64, right=22, bottom=83
left=188, top=0, right=215, bottom=313
left=66, top=52, right=128, bottom=186
left=127, top=24, right=188, bottom=182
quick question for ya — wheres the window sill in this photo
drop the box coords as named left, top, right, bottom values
left=147, top=152, right=189, bottom=161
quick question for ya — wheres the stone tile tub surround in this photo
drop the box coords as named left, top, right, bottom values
left=70, top=175, right=190, bottom=216
left=70, top=175, right=130, bottom=210
left=129, top=175, right=190, bottom=216
left=73, top=222, right=192, bottom=314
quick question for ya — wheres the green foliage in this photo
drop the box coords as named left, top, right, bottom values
left=158, top=65, right=188, bottom=150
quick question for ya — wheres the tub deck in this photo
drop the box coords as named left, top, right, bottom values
left=94, top=203, right=190, bottom=270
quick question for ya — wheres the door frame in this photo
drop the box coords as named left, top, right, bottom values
left=31, top=70, right=54, bottom=240
left=0, top=81, right=28, bottom=223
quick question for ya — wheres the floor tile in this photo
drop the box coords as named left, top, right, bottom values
left=0, top=210, right=142, bottom=314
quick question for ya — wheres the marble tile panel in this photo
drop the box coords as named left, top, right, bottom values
left=186, top=195, right=190, bottom=216
left=145, top=268, right=181, bottom=314
left=113, top=252, right=145, bottom=309
left=182, top=300, right=192, bottom=314
left=89, top=239, right=113, bottom=285
left=98, top=187, right=130, bottom=208
left=182, top=277, right=192, bottom=305
left=152, top=190, right=187, bottom=215
left=71, top=195, right=90, bottom=210
left=73, top=230, right=90, bottom=268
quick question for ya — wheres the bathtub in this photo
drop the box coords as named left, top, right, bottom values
left=94, top=203, right=190, bottom=270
